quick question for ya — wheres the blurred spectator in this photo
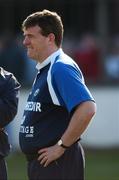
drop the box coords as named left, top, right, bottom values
left=73, top=34, right=101, bottom=83
left=0, top=32, right=25, bottom=85
left=0, top=33, right=36, bottom=87
left=63, top=35, right=76, bottom=57
left=104, top=36, right=119, bottom=83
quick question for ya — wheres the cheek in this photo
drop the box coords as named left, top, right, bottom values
left=36, top=41, right=47, bottom=51
left=33, top=36, right=48, bottom=51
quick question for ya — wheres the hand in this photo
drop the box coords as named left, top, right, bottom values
left=37, top=144, right=65, bottom=167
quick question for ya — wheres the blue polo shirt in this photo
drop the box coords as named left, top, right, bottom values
left=19, top=49, right=95, bottom=154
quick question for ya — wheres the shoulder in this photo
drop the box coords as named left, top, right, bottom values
left=0, top=67, right=13, bottom=79
left=51, top=53, right=83, bottom=79
left=0, top=67, right=20, bottom=88
left=52, top=54, right=75, bottom=71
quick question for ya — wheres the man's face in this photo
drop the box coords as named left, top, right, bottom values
left=23, top=25, right=50, bottom=62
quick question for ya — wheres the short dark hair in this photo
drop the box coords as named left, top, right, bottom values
left=22, top=9, right=64, bottom=47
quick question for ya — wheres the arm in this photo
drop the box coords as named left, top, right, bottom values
left=60, top=101, right=96, bottom=147
left=0, top=73, right=20, bottom=128
left=38, top=101, right=96, bottom=167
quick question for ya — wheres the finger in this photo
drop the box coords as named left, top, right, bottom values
left=38, top=148, right=47, bottom=154
left=40, top=156, right=48, bottom=165
left=38, top=153, right=47, bottom=161
left=44, top=159, right=51, bottom=167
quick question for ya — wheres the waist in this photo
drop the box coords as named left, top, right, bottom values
left=25, top=138, right=81, bottom=161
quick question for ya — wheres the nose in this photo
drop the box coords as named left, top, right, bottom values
left=23, top=36, right=30, bottom=46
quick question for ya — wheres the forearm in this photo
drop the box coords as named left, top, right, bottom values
left=61, top=101, right=96, bottom=147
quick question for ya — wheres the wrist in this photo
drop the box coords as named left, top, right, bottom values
left=57, top=139, right=69, bottom=149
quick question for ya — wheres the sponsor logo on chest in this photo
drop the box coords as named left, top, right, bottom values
left=20, top=125, right=34, bottom=137
left=25, top=101, right=42, bottom=112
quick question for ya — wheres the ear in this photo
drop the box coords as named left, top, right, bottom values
left=47, top=33, right=55, bottom=44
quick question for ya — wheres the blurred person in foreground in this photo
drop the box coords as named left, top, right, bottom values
left=19, top=9, right=96, bottom=180
left=0, top=68, right=20, bottom=179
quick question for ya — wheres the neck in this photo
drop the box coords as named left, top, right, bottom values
left=38, top=46, right=59, bottom=63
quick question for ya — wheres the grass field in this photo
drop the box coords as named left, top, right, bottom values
left=85, top=149, right=119, bottom=180
left=6, top=148, right=119, bottom=180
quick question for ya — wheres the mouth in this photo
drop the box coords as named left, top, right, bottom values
left=27, top=47, right=34, bottom=53
left=26, top=48, right=32, bottom=54
left=27, top=46, right=32, bottom=50
left=26, top=48, right=35, bottom=58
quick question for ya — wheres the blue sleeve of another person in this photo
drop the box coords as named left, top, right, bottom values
left=52, top=62, right=95, bottom=113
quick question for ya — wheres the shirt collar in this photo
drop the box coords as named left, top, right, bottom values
left=36, top=48, right=63, bottom=71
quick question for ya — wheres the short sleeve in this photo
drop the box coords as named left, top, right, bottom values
left=51, top=62, right=95, bottom=112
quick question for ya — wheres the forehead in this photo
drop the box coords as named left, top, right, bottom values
left=23, top=25, right=42, bottom=35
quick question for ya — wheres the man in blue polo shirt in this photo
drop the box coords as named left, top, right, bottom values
left=19, top=9, right=96, bottom=180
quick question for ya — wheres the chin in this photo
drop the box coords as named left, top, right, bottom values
left=27, top=52, right=34, bottom=59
